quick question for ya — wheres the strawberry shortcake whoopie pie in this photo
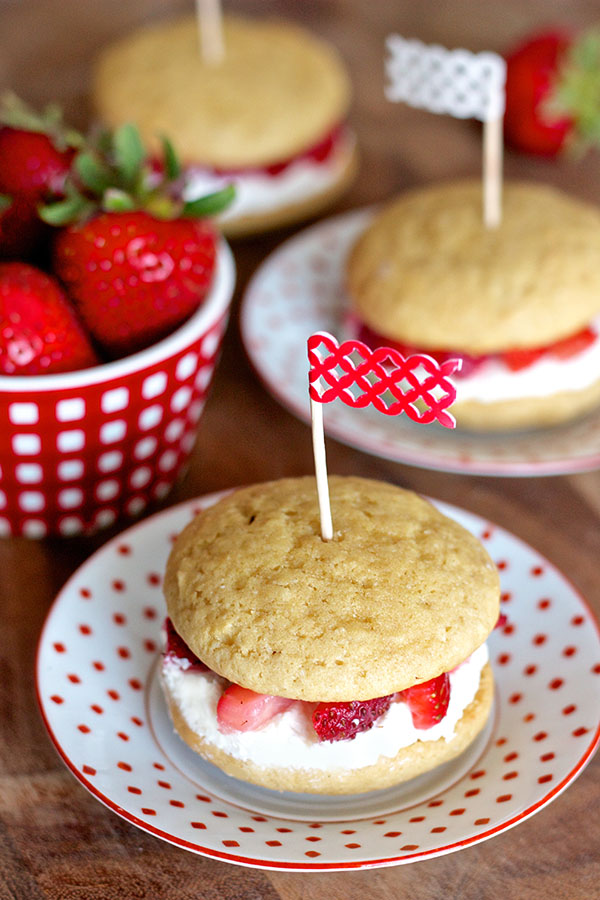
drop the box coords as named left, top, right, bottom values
left=160, top=476, right=499, bottom=794
left=346, top=179, right=600, bottom=431
left=93, top=14, right=357, bottom=237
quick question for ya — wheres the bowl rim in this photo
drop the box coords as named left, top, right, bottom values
left=0, top=239, right=236, bottom=393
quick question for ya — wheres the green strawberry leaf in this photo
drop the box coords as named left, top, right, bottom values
left=43, top=101, right=64, bottom=131
left=161, top=135, right=181, bottom=181
left=552, top=29, right=600, bottom=148
left=38, top=193, right=94, bottom=225
left=0, top=91, right=47, bottom=131
left=75, top=152, right=112, bottom=193
left=0, top=194, right=12, bottom=213
left=113, top=123, right=146, bottom=189
left=96, top=127, right=115, bottom=158
left=182, top=183, right=235, bottom=218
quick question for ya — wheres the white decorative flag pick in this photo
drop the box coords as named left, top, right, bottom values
left=385, top=35, right=506, bottom=228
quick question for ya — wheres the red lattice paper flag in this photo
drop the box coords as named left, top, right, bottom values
left=307, top=331, right=461, bottom=429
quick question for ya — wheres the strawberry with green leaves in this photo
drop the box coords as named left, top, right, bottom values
left=44, top=124, right=234, bottom=358
left=504, top=28, right=600, bottom=157
left=0, top=93, right=81, bottom=259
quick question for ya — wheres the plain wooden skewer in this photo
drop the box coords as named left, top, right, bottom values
left=196, top=0, right=225, bottom=64
left=483, top=114, right=503, bottom=228
left=310, top=397, right=333, bottom=541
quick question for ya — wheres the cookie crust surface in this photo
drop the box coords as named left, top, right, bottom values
left=94, top=15, right=352, bottom=168
left=347, top=180, right=600, bottom=353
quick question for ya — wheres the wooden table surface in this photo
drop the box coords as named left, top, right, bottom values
left=1, top=1, right=599, bottom=897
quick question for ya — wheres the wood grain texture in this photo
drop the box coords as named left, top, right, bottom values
left=1, top=1, right=599, bottom=897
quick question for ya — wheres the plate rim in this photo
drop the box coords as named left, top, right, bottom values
left=239, top=207, right=600, bottom=478
left=35, top=492, right=600, bottom=871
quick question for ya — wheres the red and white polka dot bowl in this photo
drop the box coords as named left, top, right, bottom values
left=0, top=242, right=235, bottom=538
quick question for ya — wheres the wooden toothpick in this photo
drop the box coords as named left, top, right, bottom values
left=195, top=0, right=225, bottom=65
left=310, top=396, right=333, bottom=541
left=483, top=114, right=503, bottom=229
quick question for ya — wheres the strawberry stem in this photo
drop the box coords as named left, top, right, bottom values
left=102, top=188, right=137, bottom=213
left=41, top=121, right=235, bottom=225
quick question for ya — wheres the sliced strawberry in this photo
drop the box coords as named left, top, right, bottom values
left=354, top=315, right=598, bottom=378
left=428, top=348, right=483, bottom=378
left=355, top=322, right=485, bottom=376
left=550, top=326, right=597, bottom=359
left=216, top=685, right=295, bottom=734
left=163, top=618, right=207, bottom=672
left=495, top=612, right=508, bottom=630
left=214, top=124, right=342, bottom=177
left=303, top=124, right=341, bottom=164
left=312, top=695, right=395, bottom=742
left=399, top=673, right=450, bottom=730
left=501, top=346, right=547, bottom=372
left=0, top=262, right=99, bottom=375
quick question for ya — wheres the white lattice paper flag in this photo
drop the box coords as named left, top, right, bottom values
left=385, top=35, right=506, bottom=122
left=385, top=34, right=506, bottom=228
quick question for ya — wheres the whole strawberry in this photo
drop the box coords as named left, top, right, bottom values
left=0, top=194, right=46, bottom=260
left=504, top=28, right=600, bottom=156
left=44, top=124, right=233, bottom=358
left=0, top=262, right=99, bottom=375
left=0, top=93, right=80, bottom=259
left=54, top=211, right=218, bottom=356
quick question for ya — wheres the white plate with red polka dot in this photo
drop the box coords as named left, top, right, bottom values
left=240, top=208, right=600, bottom=477
left=36, top=491, right=600, bottom=871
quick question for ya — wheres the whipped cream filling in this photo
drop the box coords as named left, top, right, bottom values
left=455, top=316, right=600, bottom=404
left=183, top=129, right=355, bottom=222
left=161, top=643, right=489, bottom=773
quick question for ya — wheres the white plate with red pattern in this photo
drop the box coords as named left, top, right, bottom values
left=240, top=209, right=600, bottom=476
left=36, top=491, right=600, bottom=871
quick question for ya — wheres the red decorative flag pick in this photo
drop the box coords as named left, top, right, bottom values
left=308, top=331, right=461, bottom=427
left=307, top=332, right=461, bottom=540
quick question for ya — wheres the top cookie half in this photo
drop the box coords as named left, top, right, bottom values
left=164, top=476, right=499, bottom=701
left=347, top=180, right=600, bottom=353
left=94, top=14, right=352, bottom=169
